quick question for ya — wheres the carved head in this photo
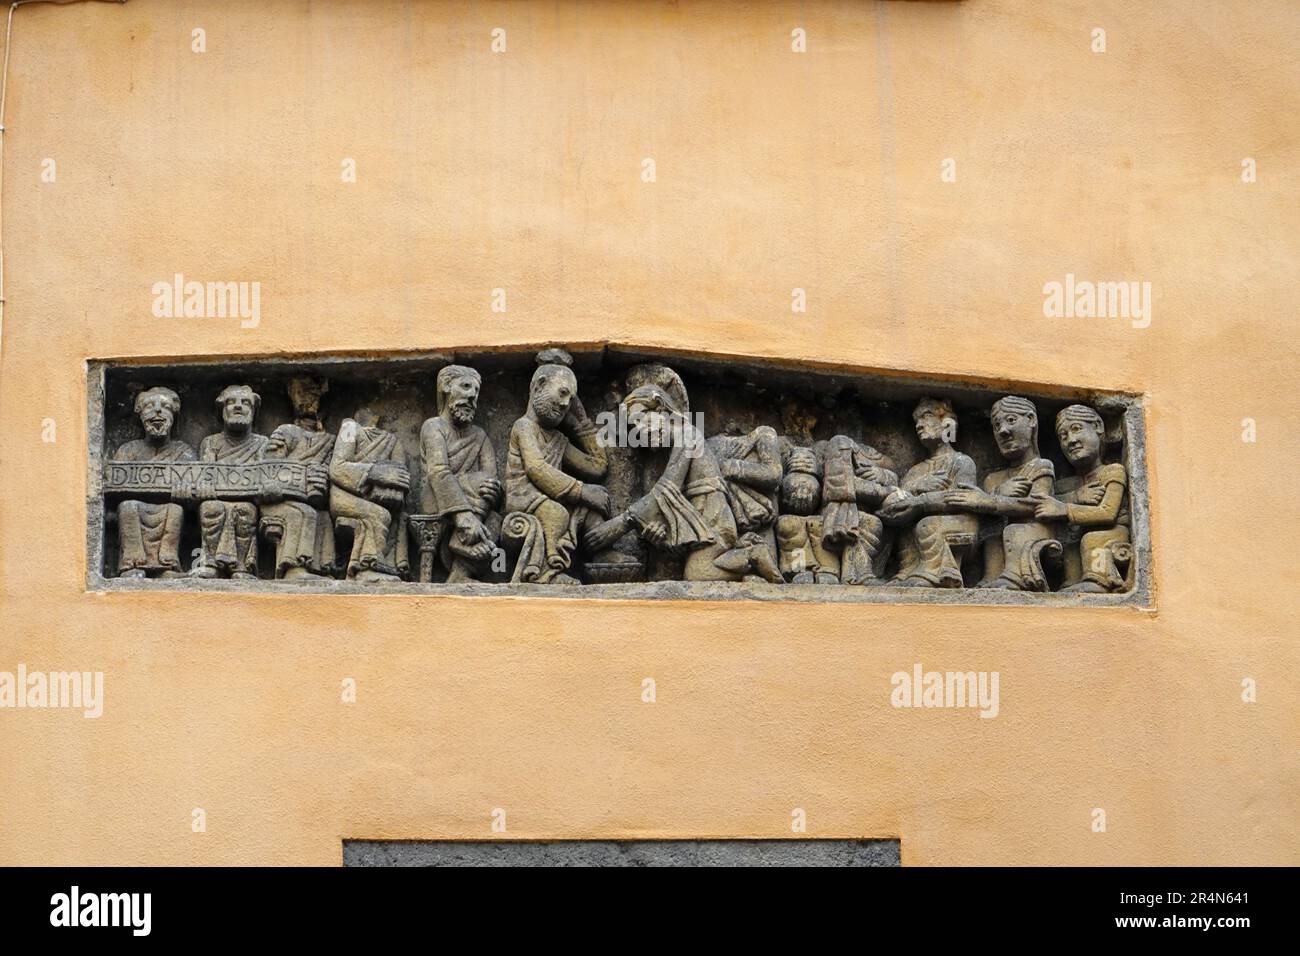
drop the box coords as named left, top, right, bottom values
left=529, top=364, right=577, bottom=428
left=135, top=387, right=181, bottom=441
left=780, top=448, right=821, bottom=515
left=215, top=385, right=259, bottom=434
left=913, top=397, right=956, bottom=449
left=990, top=395, right=1039, bottom=459
left=781, top=474, right=821, bottom=516
left=287, top=376, right=328, bottom=424
left=622, top=384, right=687, bottom=448
left=437, top=365, right=482, bottom=426
left=1056, top=405, right=1104, bottom=467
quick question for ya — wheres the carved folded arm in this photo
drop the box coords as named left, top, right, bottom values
left=1067, top=479, right=1126, bottom=527
left=562, top=424, right=608, bottom=482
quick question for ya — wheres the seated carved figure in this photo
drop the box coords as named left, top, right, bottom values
left=819, top=435, right=896, bottom=585
left=503, top=357, right=610, bottom=584
left=879, top=397, right=981, bottom=588
left=585, top=365, right=782, bottom=583
left=258, top=377, right=335, bottom=580
left=708, top=423, right=783, bottom=569
left=777, top=438, right=897, bottom=585
left=775, top=447, right=840, bottom=583
left=942, top=395, right=1061, bottom=591
left=418, top=364, right=503, bottom=583
left=189, top=385, right=267, bottom=579
left=112, top=387, right=195, bottom=578
left=1032, top=404, right=1131, bottom=592
left=330, top=408, right=411, bottom=582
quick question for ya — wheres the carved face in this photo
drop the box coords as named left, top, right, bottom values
left=781, top=471, right=821, bottom=516
left=137, top=393, right=175, bottom=439
left=531, top=369, right=575, bottom=428
left=1057, top=418, right=1101, bottom=467
left=626, top=398, right=673, bottom=447
left=991, top=408, right=1035, bottom=458
left=913, top=406, right=953, bottom=447
left=445, top=373, right=480, bottom=427
left=220, top=388, right=257, bottom=432
left=287, top=377, right=326, bottom=421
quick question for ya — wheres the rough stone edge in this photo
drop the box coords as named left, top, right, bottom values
left=84, top=356, right=1155, bottom=611
left=85, top=361, right=107, bottom=591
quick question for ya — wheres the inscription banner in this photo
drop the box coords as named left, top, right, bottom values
left=103, top=460, right=313, bottom=503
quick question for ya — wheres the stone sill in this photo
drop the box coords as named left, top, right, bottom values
left=86, top=574, right=1153, bottom=609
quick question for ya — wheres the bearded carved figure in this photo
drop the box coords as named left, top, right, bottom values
left=418, top=364, right=503, bottom=583
left=502, top=350, right=610, bottom=585
left=112, top=387, right=195, bottom=578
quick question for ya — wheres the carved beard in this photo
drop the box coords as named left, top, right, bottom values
left=143, top=418, right=171, bottom=439
left=534, top=395, right=568, bottom=427
left=450, top=399, right=477, bottom=427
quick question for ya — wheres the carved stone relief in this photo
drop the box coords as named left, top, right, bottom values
left=90, top=347, right=1149, bottom=603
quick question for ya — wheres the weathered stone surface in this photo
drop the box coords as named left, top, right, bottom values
left=343, top=838, right=901, bottom=867
left=88, top=347, right=1150, bottom=605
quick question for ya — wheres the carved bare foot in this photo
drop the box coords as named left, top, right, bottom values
left=232, top=571, right=258, bottom=581
left=1062, top=580, right=1107, bottom=593
left=188, top=565, right=219, bottom=579
left=355, top=569, right=400, bottom=583
left=119, top=569, right=147, bottom=579
left=282, top=567, right=328, bottom=581
left=815, top=572, right=840, bottom=585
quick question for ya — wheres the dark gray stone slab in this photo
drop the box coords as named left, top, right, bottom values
left=343, top=839, right=900, bottom=867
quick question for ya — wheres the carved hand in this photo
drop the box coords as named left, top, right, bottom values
left=1031, top=495, right=1069, bottom=521
left=307, top=465, right=330, bottom=498
left=641, top=518, right=671, bottom=549
left=477, top=476, right=503, bottom=506
left=943, top=489, right=986, bottom=512
left=369, top=461, right=410, bottom=491
left=879, top=494, right=919, bottom=523
left=584, top=513, right=628, bottom=553
left=786, top=449, right=817, bottom=475
left=998, top=477, right=1033, bottom=498
left=911, top=474, right=947, bottom=493
left=578, top=483, right=612, bottom=518
left=259, top=478, right=285, bottom=504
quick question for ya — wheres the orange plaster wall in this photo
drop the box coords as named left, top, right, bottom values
left=0, top=0, right=1296, bottom=865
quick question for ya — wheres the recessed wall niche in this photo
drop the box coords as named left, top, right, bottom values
left=86, top=346, right=1151, bottom=606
